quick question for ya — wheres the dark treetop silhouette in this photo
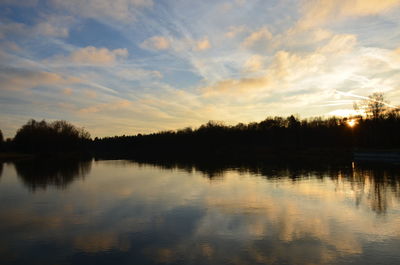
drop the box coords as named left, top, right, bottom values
left=10, top=119, right=91, bottom=154
left=1, top=93, right=399, bottom=160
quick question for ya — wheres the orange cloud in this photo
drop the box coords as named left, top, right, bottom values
left=317, top=34, right=357, bottom=54
left=195, top=37, right=211, bottom=51
left=62, top=87, right=73, bottom=95
left=395, top=47, right=400, bottom=60
left=140, top=36, right=171, bottom=51
left=244, top=55, right=264, bottom=72
left=0, top=69, right=81, bottom=91
left=242, top=27, right=272, bottom=49
left=203, top=76, right=271, bottom=97
left=202, top=33, right=360, bottom=100
left=298, top=0, right=400, bottom=30
left=65, top=46, right=128, bottom=65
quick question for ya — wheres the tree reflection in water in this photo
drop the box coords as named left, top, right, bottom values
left=133, top=159, right=400, bottom=215
left=13, top=158, right=92, bottom=191
left=8, top=157, right=400, bottom=213
left=1, top=158, right=400, bottom=265
left=346, top=164, right=400, bottom=214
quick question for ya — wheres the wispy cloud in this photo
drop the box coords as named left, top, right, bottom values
left=140, top=36, right=171, bottom=51
left=1, top=0, right=400, bottom=137
left=0, top=68, right=81, bottom=91
left=242, top=27, right=272, bottom=50
left=51, top=0, right=154, bottom=22
left=297, top=0, right=400, bottom=30
left=50, top=46, right=129, bottom=65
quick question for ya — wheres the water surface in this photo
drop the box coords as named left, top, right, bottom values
left=1, top=159, right=400, bottom=265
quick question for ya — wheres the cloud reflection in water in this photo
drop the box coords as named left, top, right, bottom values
left=0, top=160, right=399, bottom=265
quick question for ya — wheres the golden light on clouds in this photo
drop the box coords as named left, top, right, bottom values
left=1, top=161, right=400, bottom=264
left=0, top=0, right=399, bottom=137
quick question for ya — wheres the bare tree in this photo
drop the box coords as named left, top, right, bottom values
left=354, top=92, right=389, bottom=119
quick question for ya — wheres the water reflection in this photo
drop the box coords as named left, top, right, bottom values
left=0, top=159, right=399, bottom=265
left=135, top=159, right=400, bottom=215
left=349, top=164, right=400, bottom=214
left=13, top=158, right=92, bottom=191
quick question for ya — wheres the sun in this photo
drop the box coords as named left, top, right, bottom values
left=347, top=119, right=356, bottom=128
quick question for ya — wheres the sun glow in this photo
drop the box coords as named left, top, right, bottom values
left=347, top=120, right=356, bottom=128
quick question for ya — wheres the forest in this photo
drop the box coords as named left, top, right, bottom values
left=1, top=93, right=399, bottom=161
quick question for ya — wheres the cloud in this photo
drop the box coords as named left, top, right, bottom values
left=84, top=90, right=97, bottom=99
left=317, top=34, right=357, bottom=54
left=203, top=76, right=271, bottom=97
left=312, top=28, right=334, bottom=42
left=0, top=0, right=37, bottom=6
left=202, top=33, right=356, bottom=102
left=225, top=25, right=248, bottom=38
left=0, top=41, right=21, bottom=52
left=51, top=0, right=153, bottom=22
left=200, top=30, right=400, bottom=120
left=297, top=0, right=400, bottom=30
left=0, top=22, right=27, bottom=39
left=140, top=36, right=171, bottom=51
left=195, top=37, right=211, bottom=51
left=62, top=87, right=73, bottom=95
left=267, top=28, right=334, bottom=53
left=33, top=14, right=75, bottom=38
left=244, top=55, right=264, bottom=72
left=219, top=0, right=247, bottom=12
left=34, top=22, right=69, bottom=37
left=140, top=35, right=211, bottom=53
left=117, top=68, right=163, bottom=80
left=202, top=41, right=329, bottom=97
left=0, top=68, right=81, bottom=91
left=394, top=47, right=400, bottom=61
left=52, top=46, right=128, bottom=65
left=242, top=27, right=272, bottom=50
left=79, top=99, right=133, bottom=114
left=0, top=16, right=73, bottom=39
left=328, top=109, right=359, bottom=117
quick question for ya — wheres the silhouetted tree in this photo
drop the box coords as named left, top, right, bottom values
left=6, top=110, right=400, bottom=158
left=0, top=129, right=3, bottom=151
left=367, top=93, right=389, bottom=119
left=13, top=119, right=91, bottom=153
left=354, top=92, right=389, bottom=119
left=287, top=115, right=300, bottom=128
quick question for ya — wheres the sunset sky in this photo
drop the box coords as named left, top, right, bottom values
left=1, top=0, right=400, bottom=137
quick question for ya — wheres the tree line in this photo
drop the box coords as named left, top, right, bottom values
left=0, top=119, right=91, bottom=154
left=1, top=93, right=399, bottom=159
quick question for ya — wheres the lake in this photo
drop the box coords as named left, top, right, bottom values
left=1, top=159, right=400, bottom=265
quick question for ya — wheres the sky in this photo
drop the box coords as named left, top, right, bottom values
left=1, top=0, right=400, bottom=138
